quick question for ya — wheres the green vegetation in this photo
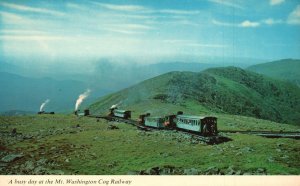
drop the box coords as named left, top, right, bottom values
left=0, top=114, right=299, bottom=175
left=90, top=67, right=300, bottom=125
left=247, top=59, right=300, bottom=86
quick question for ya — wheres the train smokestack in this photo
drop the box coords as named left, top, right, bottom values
left=75, top=89, right=91, bottom=111
left=177, top=111, right=183, bottom=115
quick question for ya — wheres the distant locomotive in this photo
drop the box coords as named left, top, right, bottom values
left=37, top=111, right=55, bottom=114
left=74, top=109, right=90, bottom=116
left=109, top=108, right=131, bottom=119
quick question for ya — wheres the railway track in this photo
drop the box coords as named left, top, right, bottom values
left=88, top=114, right=300, bottom=140
left=87, top=115, right=152, bottom=131
left=87, top=115, right=229, bottom=144
left=219, top=130, right=300, bottom=139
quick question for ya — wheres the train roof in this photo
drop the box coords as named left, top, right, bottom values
left=114, top=109, right=131, bottom=112
left=145, top=116, right=164, bottom=119
left=177, top=115, right=216, bottom=120
left=145, top=114, right=175, bottom=119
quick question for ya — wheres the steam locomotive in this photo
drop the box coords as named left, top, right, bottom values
left=37, top=111, right=55, bottom=114
left=108, top=108, right=218, bottom=136
left=108, top=108, right=131, bottom=119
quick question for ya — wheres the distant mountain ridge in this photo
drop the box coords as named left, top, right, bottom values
left=90, top=66, right=300, bottom=125
left=1, top=110, right=35, bottom=116
left=247, top=59, right=300, bottom=86
left=1, top=58, right=296, bottom=114
left=0, top=72, right=89, bottom=113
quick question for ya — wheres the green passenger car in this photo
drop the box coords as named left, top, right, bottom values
left=113, top=109, right=131, bottom=119
left=144, top=116, right=166, bottom=128
left=176, top=115, right=217, bottom=136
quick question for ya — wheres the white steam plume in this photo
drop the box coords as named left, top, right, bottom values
left=75, top=89, right=91, bottom=111
left=40, top=99, right=50, bottom=111
left=110, top=101, right=122, bottom=109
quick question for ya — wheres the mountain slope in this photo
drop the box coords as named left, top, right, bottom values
left=247, top=59, right=300, bottom=86
left=90, top=67, right=300, bottom=125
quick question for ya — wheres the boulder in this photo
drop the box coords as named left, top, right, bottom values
left=205, top=166, right=220, bottom=175
left=107, top=125, right=119, bottom=130
left=183, top=168, right=199, bottom=175
left=1, top=154, right=23, bottom=163
left=48, top=170, right=64, bottom=175
left=24, top=161, right=34, bottom=171
left=225, top=166, right=235, bottom=175
left=256, top=168, right=267, bottom=175
left=127, top=171, right=139, bottom=175
left=160, top=166, right=177, bottom=175
left=242, top=147, right=254, bottom=152
left=145, top=167, right=160, bottom=175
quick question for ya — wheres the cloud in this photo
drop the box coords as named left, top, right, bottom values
left=92, top=2, right=201, bottom=16
left=0, top=35, right=66, bottom=41
left=163, top=40, right=227, bottom=48
left=66, top=3, right=87, bottom=11
left=117, top=24, right=154, bottom=30
left=263, top=18, right=283, bottom=25
left=270, top=0, right=285, bottom=6
left=0, top=11, right=25, bottom=21
left=212, top=19, right=236, bottom=27
left=0, top=29, right=47, bottom=35
left=213, top=18, right=282, bottom=27
left=1, top=2, right=64, bottom=16
left=0, top=11, right=35, bottom=25
left=103, top=23, right=154, bottom=35
left=239, top=20, right=260, bottom=27
left=104, top=28, right=144, bottom=35
left=212, top=19, right=260, bottom=28
left=287, top=5, right=300, bottom=25
left=159, top=9, right=201, bottom=15
left=92, top=2, right=149, bottom=12
left=208, top=0, right=244, bottom=9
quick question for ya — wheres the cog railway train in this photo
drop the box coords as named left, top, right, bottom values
left=74, top=107, right=300, bottom=141
left=107, top=107, right=218, bottom=137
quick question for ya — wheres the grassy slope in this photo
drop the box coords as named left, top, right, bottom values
left=247, top=59, right=300, bottom=86
left=90, top=67, right=300, bottom=125
left=0, top=114, right=299, bottom=175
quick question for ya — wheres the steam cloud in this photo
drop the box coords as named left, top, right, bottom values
left=110, top=101, right=122, bottom=109
left=40, top=99, right=50, bottom=111
left=75, top=89, right=91, bottom=111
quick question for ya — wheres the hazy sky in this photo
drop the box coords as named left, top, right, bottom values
left=0, top=0, right=300, bottom=63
